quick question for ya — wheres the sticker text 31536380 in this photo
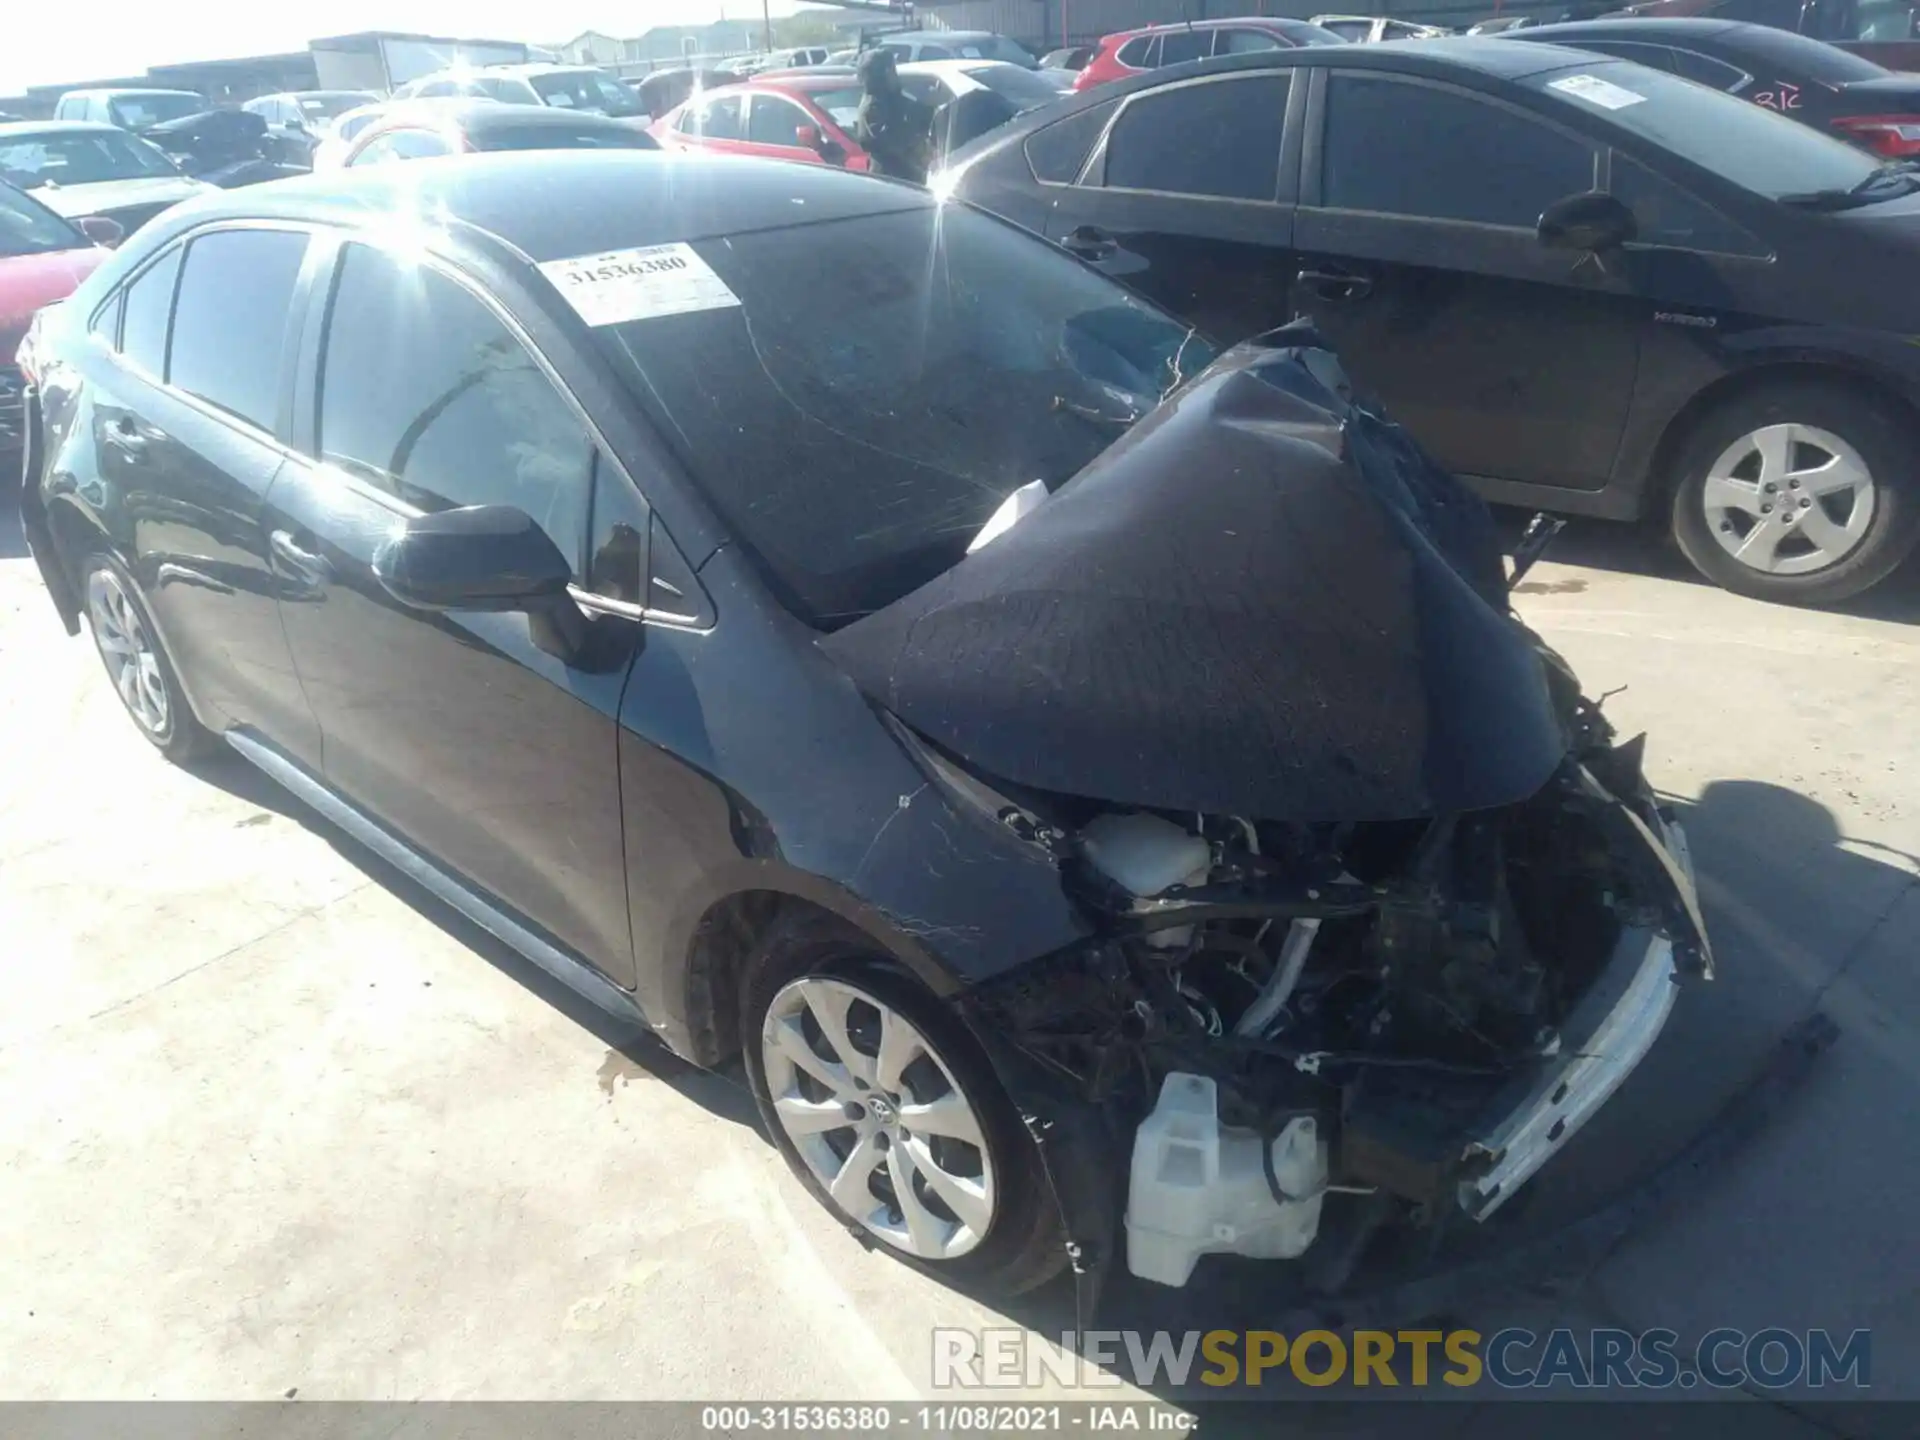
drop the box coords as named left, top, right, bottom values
left=538, top=242, right=741, bottom=327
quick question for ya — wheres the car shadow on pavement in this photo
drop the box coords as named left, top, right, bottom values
left=1502, top=510, right=1920, bottom=625
left=185, top=749, right=766, bottom=1135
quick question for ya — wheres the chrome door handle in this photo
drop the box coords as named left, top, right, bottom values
left=269, top=529, right=332, bottom=586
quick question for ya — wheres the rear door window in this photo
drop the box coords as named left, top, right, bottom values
left=1105, top=74, right=1291, bottom=201
left=117, top=245, right=183, bottom=377
left=1218, top=27, right=1284, bottom=53
left=1320, top=74, right=1596, bottom=227
left=1116, top=35, right=1158, bottom=67
left=1158, top=29, right=1212, bottom=65
left=1025, top=99, right=1119, bottom=182
left=168, top=228, right=308, bottom=430
left=318, top=244, right=593, bottom=560
left=746, top=94, right=813, bottom=147
left=693, top=94, right=744, bottom=139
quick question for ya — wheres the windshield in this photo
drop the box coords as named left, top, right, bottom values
left=299, top=92, right=372, bottom=120
left=586, top=205, right=1215, bottom=626
left=530, top=70, right=643, bottom=116
left=1527, top=61, right=1885, bottom=201
left=963, top=63, right=1068, bottom=108
left=107, top=93, right=206, bottom=128
left=0, top=181, right=83, bottom=256
left=0, top=129, right=178, bottom=188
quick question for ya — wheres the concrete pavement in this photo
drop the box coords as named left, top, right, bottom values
left=3, top=501, right=1916, bottom=1420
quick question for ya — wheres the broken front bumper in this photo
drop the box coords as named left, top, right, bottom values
left=1456, top=813, right=1696, bottom=1221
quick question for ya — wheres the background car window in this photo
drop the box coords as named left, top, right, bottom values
left=353, top=130, right=453, bottom=165
left=1524, top=61, right=1880, bottom=201
left=413, top=79, right=458, bottom=98
left=0, top=130, right=177, bottom=188
left=1218, top=27, right=1284, bottom=53
left=168, top=229, right=308, bottom=431
left=319, top=244, right=592, bottom=561
left=0, top=183, right=83, bottom=256
left=1666, top=49, right=1751, bottom=89
left=1322, top=76, right=1596, bottom=227
left=1116, top=35, right=1158, bottom=67
left=1158, top=29, right=1212, bottom=65
left=746, top=95, right=812, bottom=146
left=810, top=86, right=865, bottom=127
left=1610, top=154, right=1765, bottom=254
left=1025, top=98, right=1119, bottom=182
left=118, top=246, right=182, bottom=376
left=693, top=95, right=744, bottom=139
left=1105, top=75, right=1290, bottom=201
left=898, top=75, right=945, bottom=107
left=473, top=77, right=532, bottom=103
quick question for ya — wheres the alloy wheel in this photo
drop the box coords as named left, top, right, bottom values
left=86, top=568, right=171, bottom=738
left=1701, top=423, right=1876, bottom=577
left=760, top=976, right=997, bottom=1260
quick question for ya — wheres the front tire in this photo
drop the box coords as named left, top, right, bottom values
left=741, top=910, right=1065, bottom=1294
left=1669, top=381, right=1920, bottom=605
left=81, top=553, right=217, bottom=764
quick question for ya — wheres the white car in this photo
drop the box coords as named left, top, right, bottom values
left=309, top=100, right=484, bottom=172
left=395, top=62, right=646, bottom=119
left=1310, top=14, right=1453, bottom=42
left=0, top=121, right=210, bottom=235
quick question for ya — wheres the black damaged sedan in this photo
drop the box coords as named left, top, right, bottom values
left=18, top=153, right=1709, bottom=1296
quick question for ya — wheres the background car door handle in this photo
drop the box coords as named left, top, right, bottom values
left=1062, top=225, right=1118, bottom=261
left=1298, top=269, right=1374, bottom=302
left=269, top=529, right=332, bottom=587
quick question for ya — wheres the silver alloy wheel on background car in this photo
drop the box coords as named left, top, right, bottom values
left=86, top=568, right=170, bottom=738
left=1701, top=422, right=1876, bottom=577
left=760, top=975, right=997, bottom=1260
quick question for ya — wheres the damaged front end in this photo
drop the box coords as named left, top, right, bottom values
left=821, top=328, right=1712, bottom=1290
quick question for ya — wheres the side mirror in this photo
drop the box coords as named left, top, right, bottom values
left=1537, top=191, right=1636, bottom=253
left=374, top=504, right=591, bottom=658
left=77, top=215, right=124, bottom=248
left=372, top=505, right=572, bottom=612
left=286, top=113, right=308, bottom=132
left=794, top=122, right=822, bottom=149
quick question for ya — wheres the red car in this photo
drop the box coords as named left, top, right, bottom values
left=2, top=181, right=112, bottom=468
left=652, top=77, right=874, bottom=171
left=1073, top=16, right=1345, bottom=91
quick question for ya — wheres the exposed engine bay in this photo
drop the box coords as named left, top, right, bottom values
left=823, top=328, right=1714, bottom=1288
left=945, top=682, right=1709, bottom=1287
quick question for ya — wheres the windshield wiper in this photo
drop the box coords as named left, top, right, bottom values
left=1780, top=160, right=1920, bottom=211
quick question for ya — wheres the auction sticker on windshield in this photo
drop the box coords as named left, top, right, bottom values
left=1548, top=74, right=1647, bottom=111
left=539, top=242, right=740, bottom=327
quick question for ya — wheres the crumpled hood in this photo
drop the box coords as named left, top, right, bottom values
left=819, top=330, right=1567, bottom=823
left=30, top=175, right=208, bottom=220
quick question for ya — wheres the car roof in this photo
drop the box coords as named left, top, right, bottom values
left=0, top=119, right=123, bottom=137
left=62, top=87, right=204, bottom=99
left=152, top=151, right=930, bottom=264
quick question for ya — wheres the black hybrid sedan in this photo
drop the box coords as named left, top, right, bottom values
left=17, top=153, right=1708, bottom=1297
left=942, top=39, right=1920, bottom=604
left=1509, top=18, right=1920, bottom=157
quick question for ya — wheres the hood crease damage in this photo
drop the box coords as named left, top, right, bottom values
left=825, top=330, right=1713, bottom=1291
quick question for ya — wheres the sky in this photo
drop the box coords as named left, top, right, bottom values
left=3, top=0, right=829, bottom=94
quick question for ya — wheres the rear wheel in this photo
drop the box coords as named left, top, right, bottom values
left=1669, top=381, right=1920, bottom=604
left=82, top=554, right=217, bottom=763
left=741, top=911, right=1065, bottom=1293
